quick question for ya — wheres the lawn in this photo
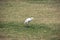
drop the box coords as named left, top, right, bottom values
left=0, top=0, right=60, bottom=40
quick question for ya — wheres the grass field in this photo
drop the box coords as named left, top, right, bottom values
left=0, top=0, right=60, bottom=40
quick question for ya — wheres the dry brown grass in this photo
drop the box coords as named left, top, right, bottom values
left=0, top=1, right=60, bottom=24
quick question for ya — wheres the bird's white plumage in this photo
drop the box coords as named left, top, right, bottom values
left=24, top=17, right=34, bottom=24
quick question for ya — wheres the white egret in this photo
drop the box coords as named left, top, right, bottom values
left=24, top=17, right=34, bottom=24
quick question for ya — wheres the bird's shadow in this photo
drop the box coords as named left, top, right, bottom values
left=25, top=25, right=30, bottom=28
left=24, top=25, right=35, bottom=29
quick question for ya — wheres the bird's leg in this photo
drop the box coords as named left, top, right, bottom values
left=25, top=22, right=30, bottom=28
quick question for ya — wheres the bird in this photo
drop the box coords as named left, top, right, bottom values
left=24, top=17, right=34, bottom=24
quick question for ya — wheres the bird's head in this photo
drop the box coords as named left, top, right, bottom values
left=31, top=17, right=34, bottom=19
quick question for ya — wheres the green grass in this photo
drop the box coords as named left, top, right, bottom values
left=0, top=22, right=60, bottom=40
